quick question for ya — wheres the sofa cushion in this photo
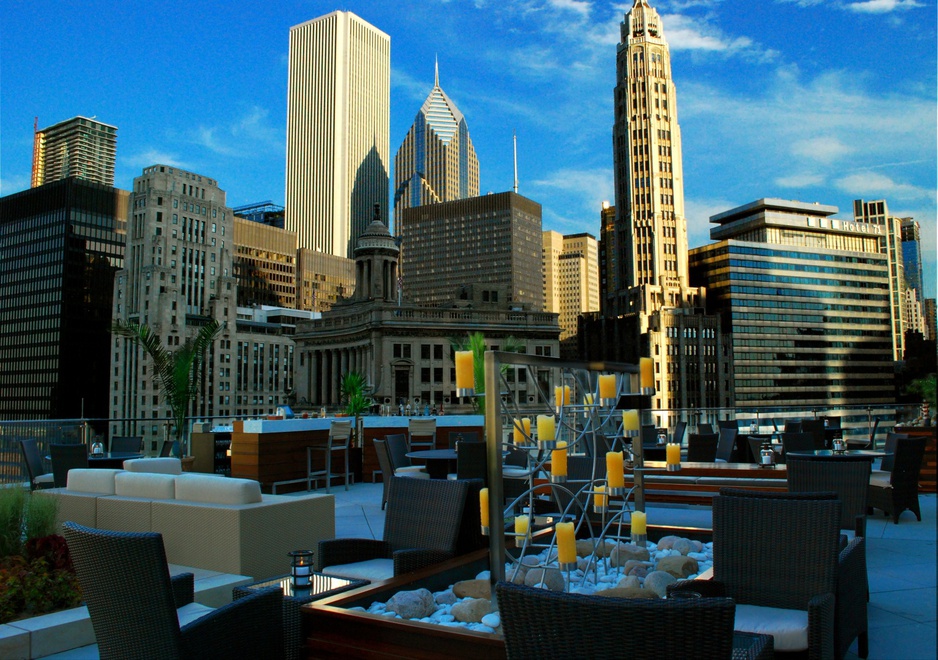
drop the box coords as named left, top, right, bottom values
left=123, top=458, right=183, bottom=475
left=67, top=468, right=121, bottom=494
left=735, top=603, right=808, bottom=652
left=115, top=471, right=178, bottom=500
left=175, top=474, right=262, bottom=505
left=322, top=558, right=393, bottom=582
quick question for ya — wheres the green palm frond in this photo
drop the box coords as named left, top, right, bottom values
left=450, top=332, right=523, bottom=413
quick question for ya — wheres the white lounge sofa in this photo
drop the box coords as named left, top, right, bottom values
left=39, top=467, right=334, bottom=581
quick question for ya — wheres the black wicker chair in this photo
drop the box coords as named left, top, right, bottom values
left=781, top=431, right=816, bottom=457
left=496, top=581, right=773, bottom=660
left=787, top=454, right=871, bottom=537
left=698, top=422, right=715, bottom=435
left=868, top=435, right=926, bottom=523
left=783, top=420, right=803, bottom=434
left=50, top=442, right=89, bottom=488
left=317, top=476, right=469, bottom=581
left=454, top=439, right=486, bottom=482
left=372, top=438, right=393, bottom=510
left=715, top=427, right=738, bottom=462
left=672, top=420, right=687, bottom=445
left=62, top=522, right=283, bottom=660
left=19, top=438, right=54, bottom=490
left=801, top=419, right=828, bottom=450
left=847, top=419, right=880, bottom=450
left=713, top=489, right=866, bottom=659
left=687, top=432, right=719, bottom=462
left=110, top=435, right=143, bottom=453
left=386, top=433, right=429, bottom=478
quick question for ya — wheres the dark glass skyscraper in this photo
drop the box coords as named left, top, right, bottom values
left=0, top=178, right=128, bottom=420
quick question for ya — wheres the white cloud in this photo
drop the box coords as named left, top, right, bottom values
left=684, top=197, right=736, bottom=248
left=834, top=171, right=934, bottom=200
left=530, top=167, right=613, bottom=230
left=0, top=173, right=30, bottom=196
left=845, top=0, right=924, bottom=13
left=193, top=106, right=283, bottom=158
left=123, top=150, right=189, bottom=170
left=662, top=14, right=779, bottom=61
left=547, top=0, right=592, bottom=16
left=791, top=136, right=855, bottom=163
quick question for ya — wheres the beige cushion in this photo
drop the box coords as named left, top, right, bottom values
left=115, top=472, right=178, bottom=500
left=735, top=603, right=809, bottom=652
left=177, top=601, right=215, bottom=627
left=322, top=558, right=393, bottom=582
left=175, top=474, right=262, bottom=505
left=869, top=471, right=892, bottom=488
left=123, top=458, right=183, bottom=474
left=67, top=468, right=121, bottom=494
left=394, top=467, right=430, bottom=479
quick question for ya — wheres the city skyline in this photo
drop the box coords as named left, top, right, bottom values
left=1, top=0, right=935, bottom=299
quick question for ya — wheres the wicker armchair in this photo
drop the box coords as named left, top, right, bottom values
left=317, top=476, right=469, bottom=581
left=19, top=438, right=54, bottom=490
left=713, top=489, right=866, bottom=659
left=687, top=432, right=719, bottom=462
left=715, top=427, right=738, bottom=462
left=62, top=522, right=283, bottom=660
left=372, top=438, right=393, bottom=510
left=868, top=435, right=926, bottom=523
left=787, top=454, right=871, bottom=537
left=50, top=442, right=89, bottom=488
left=496, top=581, right=773, bottom=660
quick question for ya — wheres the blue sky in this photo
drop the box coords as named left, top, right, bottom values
left=2, top=0, right=935, bottom=298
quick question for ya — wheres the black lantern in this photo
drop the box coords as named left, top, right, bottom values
left=289, top=550, right=314, bottom=589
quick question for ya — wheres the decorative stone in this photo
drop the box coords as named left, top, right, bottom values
left=621, top=559, right=653, bottom=577
left=656, top=555, right=699, bottom=578
left=434, top=590, right=457, bottom=606
left=616, top=575, right=641, bottom=589
left=595, top=586, right=659, bottom=599
left=644, top=570, right=677, bottom=597
left=385, top=588, right=436, bottom=620
left=524, top=567, right=565, bottom=592
left=453, top=579, right=491, bottom=600
left=451, top=597, right=493, bottom=623
left=656, top=535, right=680, bottom=550
left=610, top=543, right=650, bottom=566
left=672, top=538, right=694, bottom=556
left=481, top=613, right=501, bottom=629
left=690, top=540, right=704, bottom=553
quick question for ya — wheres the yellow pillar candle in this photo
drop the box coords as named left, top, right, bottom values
left=666, top=442, right=681, bottom=466
left=513, top=417, right=531, bottom=444
left=606, top=451, right=625, bottom=489
left=631, top=510, right=647, bottom=535
left=554, top=386, right=563, bottom=407
left=640, top=357, right=654, bottom=390
left=455, top=351, right=474, bottom=390
left=584, top=393, right=594, bottom=405
left=622, top=409, right=640, bottom=432
left=479, top=488, right=489, bottom=527
left=593, top=485, right=608, bottom=509
left=514, top=514, right=530, bottom=538
left=556, top=522, right=576, bottom=564
left=598, top=374, right=616, bottom=399
left=551, top=442, right=568, bottom=478
left=564, top=385, right=571, bottom=405
left=537, top=415, right=556, bottom=442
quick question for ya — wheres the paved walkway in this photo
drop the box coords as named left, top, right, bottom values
left=331, top=481, right=937, bottom=660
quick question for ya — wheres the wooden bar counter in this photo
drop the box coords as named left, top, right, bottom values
left=231, top=416, right=483, bottom=493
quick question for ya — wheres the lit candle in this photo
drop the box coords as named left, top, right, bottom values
left=598, top=374, right=616, bottom=400
left=622, top=409, right=640, bottom=432
left=455, top=351, right=474, bottom=390
left=564, top=385, right=571, bottom=405
left=640, top=357, right=654, bottom=390
left=479, top=488, right=489, bottom=527
left=537, top=415, right=555, bottom=442
left=551, top=441, right=568, bottom=478
left=666, top=442, right=681, bottom=466
left=513, top=417, right=531, bottom=445
left=554, top=386, right=563, bottom=408
left=606, top=451, right=625, bottom=489
left=584, top=393, right=594, bottom=405
left=514, top=514, right=530, bottom=539
left=593, top=485, right=608, bottom=509
left=556, top=522, right=576, bottom=564
left=631, top=510, right=647, bottom=535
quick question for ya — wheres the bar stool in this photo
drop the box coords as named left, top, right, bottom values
left=307, top=420, right=353, bottom=492
left=408, top=418, right=437, bottom=451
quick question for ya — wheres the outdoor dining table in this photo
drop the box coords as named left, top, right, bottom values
left=405, top=448, right=457, bottom=479
left=88, top=452, right=143, bottom=468
left=786, top=449, right=889, bottom=461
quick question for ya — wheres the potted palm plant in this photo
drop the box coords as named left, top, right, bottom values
left=341, top=371, right=373, bottom=483
left=450, top=332, right=523, bottom=414
left=111, top=319, right=223, bottom=458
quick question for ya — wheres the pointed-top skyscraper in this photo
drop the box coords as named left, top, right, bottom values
left=393, top=60, right=479, bottom=232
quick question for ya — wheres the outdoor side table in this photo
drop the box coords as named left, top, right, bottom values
left=233, top=572, right=368, bottom=660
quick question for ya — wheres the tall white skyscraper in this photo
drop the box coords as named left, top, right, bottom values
left=285, top=11, right=390, bottom=258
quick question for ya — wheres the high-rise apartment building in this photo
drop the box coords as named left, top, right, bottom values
left=543, top=231, right=600, bottom=357
left=393, top=62, right=479, bottom=231
left=399, top=192, right=544, bottom=310
left=31, top=116, right=117, bottom=188
left=901, top=219, right=924, bottom=297
left=854, top=199, right=907, bottom=360
left=285, top=11, right=390, bottom=258
left=233, top=218, right=297, bottom=309
left=111, top=166, right=298, bottom=449
left=689, top=199, right=894, bottom=423
left=0, top=178, right=128, bottom=420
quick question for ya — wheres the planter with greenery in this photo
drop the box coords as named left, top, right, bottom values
left=0, top=489, right=81, bottom=624
left=906, top=374, right=936, bottom=426
left=450, top=332, right=523, bottom=414
left=111, top=319, right=223, bottom=456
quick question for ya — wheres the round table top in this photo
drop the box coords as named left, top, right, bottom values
left=786, top=449, right=890, bottom=459
left=406, top=449, right=457, bottom=460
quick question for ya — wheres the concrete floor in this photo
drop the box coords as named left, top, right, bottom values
left=331, top=481, right=937, bottom=660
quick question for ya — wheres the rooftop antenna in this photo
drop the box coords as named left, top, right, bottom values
left=513, top=130, right=519, bottom=194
